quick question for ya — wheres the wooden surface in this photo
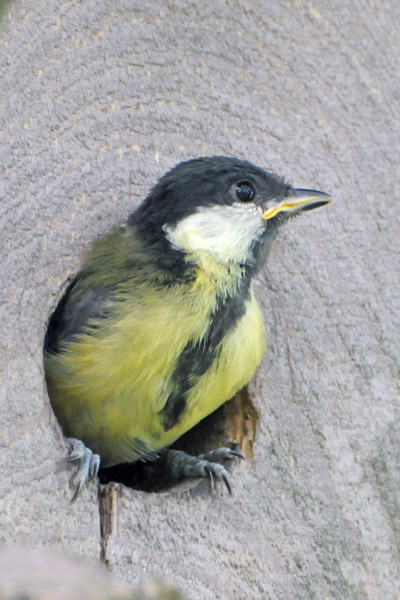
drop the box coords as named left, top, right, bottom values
left=1, top=1, right=400, bottom=598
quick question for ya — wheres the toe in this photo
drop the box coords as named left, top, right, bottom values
left=62, top=439, right=101, bottom=503
left=165, top=447, right=240, bottom=494
left=64, top=438, right=87, bottom=462
left=198, top=446, right=245, bottom=464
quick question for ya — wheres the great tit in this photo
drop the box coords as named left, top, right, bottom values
left=44, top=156, right=331, bottom=500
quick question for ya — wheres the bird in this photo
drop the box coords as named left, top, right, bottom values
left=44, top=156, right=331, bottom=501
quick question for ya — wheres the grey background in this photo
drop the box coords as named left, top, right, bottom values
left=1, top=1, right=400, bottom=598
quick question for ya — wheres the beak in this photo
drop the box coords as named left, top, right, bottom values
left=262, top=189, right=332, bottom=220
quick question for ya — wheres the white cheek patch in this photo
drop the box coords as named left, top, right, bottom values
left=163, top=203, right=265, bottom=264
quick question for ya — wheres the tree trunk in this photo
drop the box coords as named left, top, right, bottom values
left=1, top=1, right=399, bottom=598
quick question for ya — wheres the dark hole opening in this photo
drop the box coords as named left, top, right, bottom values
left=98, top=400, right=239, bottom=494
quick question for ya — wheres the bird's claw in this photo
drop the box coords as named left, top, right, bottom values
left=166, top=446, right=242, bottom=495
left=64, top=438, right=101, bottom=503
left=198, top=447, right=245, bottom=463
left=197, top=458, right=233, bottom=495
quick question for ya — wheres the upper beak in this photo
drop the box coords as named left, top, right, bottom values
left=262, top=188, right=332, bottom=220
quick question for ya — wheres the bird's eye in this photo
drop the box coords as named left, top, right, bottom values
left=231, top=180, right=256, bottom=203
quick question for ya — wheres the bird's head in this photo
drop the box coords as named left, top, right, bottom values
left=133, top=156, right=331, bottom=273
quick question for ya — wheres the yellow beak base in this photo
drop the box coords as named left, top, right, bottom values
left=262, top=189, right=332, bottom=220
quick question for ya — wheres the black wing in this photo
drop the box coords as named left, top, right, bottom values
left=44, top=278, right=113, bottom=354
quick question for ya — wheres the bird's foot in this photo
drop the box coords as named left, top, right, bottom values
left=64, top=438, right=101, bottom=503
left=165, top=447, right=244, bottom=495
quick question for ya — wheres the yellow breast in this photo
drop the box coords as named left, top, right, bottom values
left=46, top=259, right=266, bottom=466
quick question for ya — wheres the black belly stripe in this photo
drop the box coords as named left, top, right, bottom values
left=160, top=272, right=251, bottom=431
